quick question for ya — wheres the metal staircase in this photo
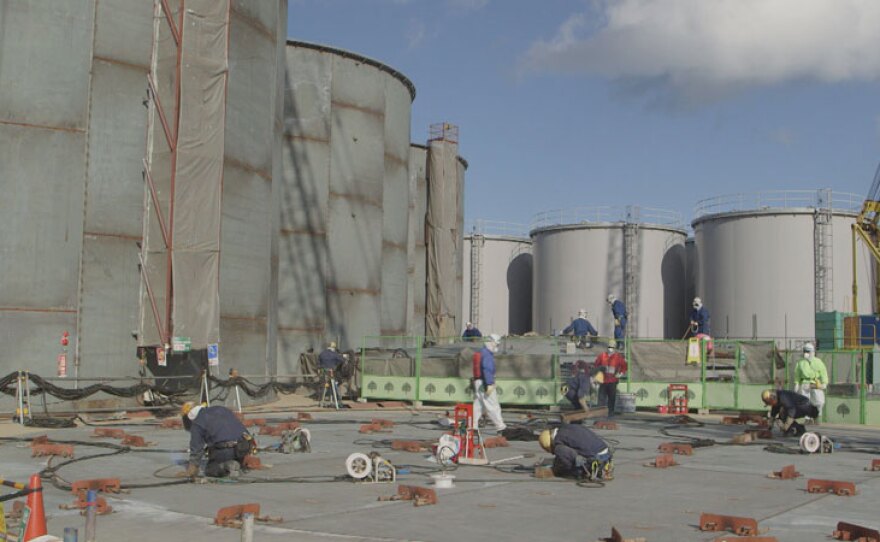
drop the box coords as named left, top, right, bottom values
left=470, top=232, right=484, bottom=327
left=814, top=188, right=834, bottom=313
left=623, top=206, right=640, bottom=337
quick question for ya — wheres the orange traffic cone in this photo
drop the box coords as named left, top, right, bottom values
left=21, top=473, right=47, bottom=541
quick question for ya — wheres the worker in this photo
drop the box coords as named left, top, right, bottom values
left=564, top=360, right=604, bottom=412
left=538, top=424, right=614, bottom=480
left=794, top=342, right=828, bottom=420
left=594, top=340, right=628, bottom=416
left=607, top=295, right=627, bottom=340
left=179, top=402, right=254, bottom=478
left=561, top=309, right=599, bottom=348
left=318, top=341, right=344, bottom=371
left=462, top=322, right=482, bottom=340
left=689, top=297, right=710, bottom=335
left=761, top=389, right=819, bottom=437
left=472, top=333, right=506, bottom=432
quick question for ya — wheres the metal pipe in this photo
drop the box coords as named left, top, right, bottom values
left=240, top=512, right=254, bottom=542
left=852, top=224, right=859, bottom=314
left=84, top=489, right=97, bottom=542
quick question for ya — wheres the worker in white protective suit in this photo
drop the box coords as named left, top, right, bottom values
left=472, top=334, right=506, bottom=432
left=794, top=342, right=828, bottom=420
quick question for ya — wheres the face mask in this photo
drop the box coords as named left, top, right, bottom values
left=804, top=352, right=813, bottom=360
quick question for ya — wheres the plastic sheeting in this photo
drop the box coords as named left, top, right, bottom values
left=141, top=0, right=228, bottom=349
left=425, top=139, right=463, bottom=339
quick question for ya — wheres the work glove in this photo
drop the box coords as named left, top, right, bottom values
left=615, top=373, right=625, bottom=379
left=485, top=384, right=496, bottom=396
left=614, top=319, right=620, bottom=326
left=812, top=380, right=825, bottom=390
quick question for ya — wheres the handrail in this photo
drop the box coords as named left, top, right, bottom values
left=530, top=205, right=684, bottom=231
left=694, top=189, right=862, bottom=218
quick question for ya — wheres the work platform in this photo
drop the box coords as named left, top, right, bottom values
left=2, top=406, right=879, bottom=542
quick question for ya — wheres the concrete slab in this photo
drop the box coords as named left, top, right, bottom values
left=1, top=411, right=879, bottom=542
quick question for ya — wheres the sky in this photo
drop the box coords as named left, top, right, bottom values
left=287, top=0, right=880, bottom=233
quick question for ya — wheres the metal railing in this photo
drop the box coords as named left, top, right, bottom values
left=530, top=206, right=684, bottom=231
left=465, top=219, right=530, bottom=238
left=694, top=189, right=863, bottom=218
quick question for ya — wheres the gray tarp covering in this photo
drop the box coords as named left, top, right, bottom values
left=141, top=0, right=227, bottom=348
left=628, top=341, right=774, bottom=383
left=426, top=139, right=462, bottom=339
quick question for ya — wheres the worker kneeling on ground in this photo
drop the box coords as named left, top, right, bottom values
left=538, top=425, right=613, bottom=481
left=564, top=361, right=604, bottom=412
left=761, top=389, right=819, bottom=437
left=180, top=402, right=254, bottom=479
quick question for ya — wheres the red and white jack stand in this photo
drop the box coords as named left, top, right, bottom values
left=451, top=404, right=489, bottom=465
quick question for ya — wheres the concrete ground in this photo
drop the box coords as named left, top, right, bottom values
left=2, top=404, right=879, bottom=542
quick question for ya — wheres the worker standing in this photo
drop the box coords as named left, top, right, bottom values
left=607, top=295, right=627, bottom=340
left=538, top=425, right=614, bottom=480
left=180, top=402, right=253, bottom=478
left=761, top=389, right=819, bottom=437
left=794, top=343, right=828, bottom=419
left=318, top=341, right=344, bottom=371
left=561, top=309, right=599, bottom=348
left=689, top=297, right=710, bottom=334
left=593, top=341, right=628, bottom=416
left=472, top=334, right=506, bottom=432
left=564, top=360, right=604, bottom=412
left=462, top=322, right=482, bottom=340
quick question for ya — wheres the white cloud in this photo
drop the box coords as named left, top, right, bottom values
left=447, top=0, right=490, bottom=12
left=406, top=18, right=427, bottom=48
left=519, top=0, right=880, bottom=106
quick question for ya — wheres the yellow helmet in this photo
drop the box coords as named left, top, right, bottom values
left=761, top=390, right=775, bottom=404
left=180, top=401, right=195, bottom=417
left=538, top=428, right=556, bottom=452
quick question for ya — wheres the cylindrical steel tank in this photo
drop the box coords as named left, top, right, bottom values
left=531, top=207, right=688, bottom=339
left=279, top=41, right=416, bottom=365
left=0, top=0, right=286, bottom=383
left=0, top=1, right=153, bottom=378
left=462, top=222, right=533, bottom=336
left=693, top=190, right=874, bottom=344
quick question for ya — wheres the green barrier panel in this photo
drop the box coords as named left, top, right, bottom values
left=704, top=382, right=735, bottom=410
left=864, top=397, right=880, bottom=426
left=361, top=376, right=418, bottom=401
left=417, top=377, right=560, bottom=406
left=824, top=396, right=862, bottom=425
left=738, top=385, right=770, bottom=411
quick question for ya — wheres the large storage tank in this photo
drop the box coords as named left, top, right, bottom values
left=0, top=0, right=286, bottom=382
left=0, top=1, right=153, bottom=378
left=531, top=207, right=688, bottom=339
left=462, top=222, right=533, bottom=336
left=693, top=190, right=874, bottom=344
left=279, top=41, right=416, bottom=366
left=408, top=144, right=429, bottom=337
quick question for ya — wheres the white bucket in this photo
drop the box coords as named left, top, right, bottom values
left=431, top=473, right=455, bottom=489
left=616, top=393, right=636, bottom=413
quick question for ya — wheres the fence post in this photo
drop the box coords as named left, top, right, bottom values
left=734, top=342, right=741, bottom=410
left=701, top=339, right=707, bottom=410
left=414, top=336, right=423, bottom=402
left=860, top=351, right=867, bottom=425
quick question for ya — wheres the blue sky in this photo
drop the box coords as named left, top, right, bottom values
left=287, top=0, right=880, bottom=232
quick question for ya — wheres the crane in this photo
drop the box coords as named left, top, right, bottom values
left=851, top=162, right=880, bottom=314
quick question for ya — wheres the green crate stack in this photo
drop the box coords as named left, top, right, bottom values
left=815, top=311, right=851, bottom=350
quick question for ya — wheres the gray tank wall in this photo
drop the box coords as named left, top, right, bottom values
left=409, top=145, right=428, bottom=337
left=279, top=41, right=416, bottom=365
left=0, top=0, right=152, bottom=378
left=462, top=236, right=533, bottom=336
left=218, top=1, right=286, bottom=377
left=531, top=224, right=687, bottom=338
left=694, top=210, right=875, bottom=342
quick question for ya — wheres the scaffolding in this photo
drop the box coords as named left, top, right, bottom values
left=469, top=233, right=484, bottom=327
left=814, top=188, right=834, bottom=313
left=623, top=206, right=641, bottom=338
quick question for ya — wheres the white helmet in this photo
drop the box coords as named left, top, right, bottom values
left=489, top=333, right=502, bottom=344
left=577, top=309, right=587, bottom=318
left=803, top=342, right=815, bottom=353
left=607, top=295, right=616, bottom=304
left=607, top=340, right=616, bottom=351
left=693, top=297, right=702, bottom=309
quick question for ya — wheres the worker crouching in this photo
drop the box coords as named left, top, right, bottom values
left=761, top=390, right=819, bottom=437
left=564, top=361, right=604, bottom=412
left=180, top=402, right=255, bottom=478
left=538, top=425, right=614, bottom=481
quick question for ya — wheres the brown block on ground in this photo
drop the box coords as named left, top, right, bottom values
left=561, top=407, right=608, bottom=423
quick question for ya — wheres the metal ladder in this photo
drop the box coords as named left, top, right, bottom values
left=470, top=232, right=484, bottom=327
left=814, top=189, right=834, bottom=313
left=623, top=206, right=640, bottom=338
